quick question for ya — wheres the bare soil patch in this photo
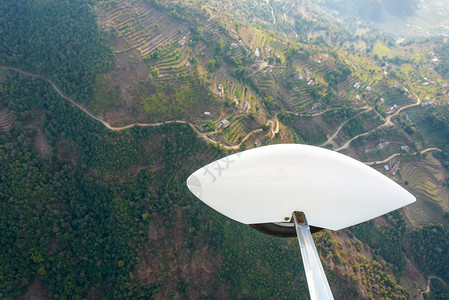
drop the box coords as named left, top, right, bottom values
left=337, top=89, right=347, bottom=98
left=373, top=216, right=390, bottom=227
left=287, top=115, right=330, bottom=145
left=19, top=278, right=50, bottom=300
left=56, top=137, right=79, bottom=167
left=399, top=257, right=426, bottom=300
left=92, top=36, right=152, bottom=124
left=34, top=130, right=51, bottom=158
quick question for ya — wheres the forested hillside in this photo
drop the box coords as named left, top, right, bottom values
left=0, top=72, right=315, bottom=298
left=0, top=0, right=112, bottom=103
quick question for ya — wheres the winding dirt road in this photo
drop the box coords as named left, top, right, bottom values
left=364, top=147, right=442, bottom=166
left=1, top=65, right=441, bottom=165
left=267, top=115, right=280, bottom=137
left=265, top=0, right=276, bottom=25
left=320, top=106, right=372, bottom=147
left=285, top=107, right=339, bottom=117
left=422, top=276, right=449, bottom=295
left=334, top=92, right=422, bottom=152
left=0, top=65, right=272, bottom=150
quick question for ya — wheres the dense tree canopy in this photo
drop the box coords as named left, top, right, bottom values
left=0, top=0, right=112, bottom=103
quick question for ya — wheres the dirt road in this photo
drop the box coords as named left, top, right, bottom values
left=1, top=65, right=273, bottom=151
left=2, top=66, right=435, bottom=160
left=335, top=92, right=422, bottom=152
left=320, top=106, right=372, bottom=147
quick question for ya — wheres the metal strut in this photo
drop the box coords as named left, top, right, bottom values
left=293, top=212, right=334, bottom=300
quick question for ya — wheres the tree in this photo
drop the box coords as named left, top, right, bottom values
left=206, top=57, right=222, bottom=73
left=153, top=68, right=159, bottom=78
left=206, top=58, right=217, bottom=73
left=204, top=120, right=216, bottom=132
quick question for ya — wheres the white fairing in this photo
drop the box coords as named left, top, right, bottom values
left=187, top=144, right=415, bottom=230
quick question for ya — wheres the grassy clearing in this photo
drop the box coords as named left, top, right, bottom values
left=141, top=83, right=199, bottom=120
left=280, top=114, right=329, bottom=145
left=91, top=73, right=124, bottom=114
left=372, top=43, right=392, bottom=58
left=399, top=64, right=414, bottom=75
left=234, top=83, right=243, bottom=99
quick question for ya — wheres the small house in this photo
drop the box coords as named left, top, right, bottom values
left=219, top=119, right=230, bottom=128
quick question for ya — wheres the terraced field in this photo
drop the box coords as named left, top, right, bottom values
left=222, top=117, right=251, bottom=144
left=270, top=40, right=288, bottom=64
left=200, top=19, right=225, bottom=46
left=150, top=47, right=192, bottom=84
left=403, top=194, right=445, bottom=228
left=375, top=82, right=416, bottom=108
left=300, top=53, right=336, bottom=85
left=0, top=107, right=12, bottom=131
left=276, top=51, right=375, bottom=112
left=274, top=67, right=320, bottom=112
left=403, top=155, right=449, bottom=207
left=237, top=24, right=267, bottom=52
left=100, top=0, right=191, bottom=56
left=338, top=76, right=360, bottom=96
left=212, top=66, right=237, bottom=98
left=400, top=154, right=449, bottom=227
left=251, top=72, right=273, bottom=94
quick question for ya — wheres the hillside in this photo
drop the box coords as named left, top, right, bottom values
left=1, top=0, right=449, bottom=299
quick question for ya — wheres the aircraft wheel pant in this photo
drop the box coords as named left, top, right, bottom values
left=250, top=222, right=323, bottom=237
